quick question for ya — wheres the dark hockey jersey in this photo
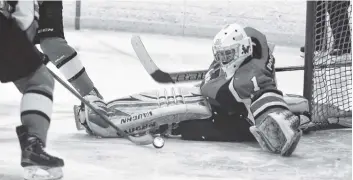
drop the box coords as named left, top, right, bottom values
left=0, top=1, right=39, bottom=30
left=200, top=27, right=289, bottom=126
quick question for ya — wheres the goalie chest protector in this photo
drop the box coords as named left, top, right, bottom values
left=200, top=67, right=249, bottom=122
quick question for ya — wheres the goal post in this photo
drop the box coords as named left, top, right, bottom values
left=303, top=1, right=315, bottom=108
left=303, top=1, right=352, bottom=129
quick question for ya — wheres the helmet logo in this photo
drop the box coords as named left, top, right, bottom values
left=241, top=45, right=251, bottom=54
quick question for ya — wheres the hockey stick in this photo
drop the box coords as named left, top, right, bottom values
left=47, top=68, right=154, bottom=145
left=131, top=35, right=303, bottom=83
left=131, top=35, right=351, bottom=83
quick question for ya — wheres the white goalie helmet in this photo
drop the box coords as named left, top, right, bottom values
left=212, top=23, right=253, bottom=79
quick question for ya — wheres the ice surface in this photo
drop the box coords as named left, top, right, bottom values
left=0, top=30, right=351, bottom=180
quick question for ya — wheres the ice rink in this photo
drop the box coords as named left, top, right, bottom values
left=0, top=30, right=351, bottom=180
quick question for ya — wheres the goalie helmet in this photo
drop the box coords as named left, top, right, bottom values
left=212, top=23, right=253, bottom=79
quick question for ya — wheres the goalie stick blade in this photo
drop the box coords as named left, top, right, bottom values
left=151, top=70, right=175, bottom=83
left=131, top=35, right=175, bottom=83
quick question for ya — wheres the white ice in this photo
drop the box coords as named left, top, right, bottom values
left=0, top=30, right=351, bottom=180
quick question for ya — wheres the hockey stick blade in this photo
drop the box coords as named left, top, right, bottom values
left=48, top=69, right=154, bottom=145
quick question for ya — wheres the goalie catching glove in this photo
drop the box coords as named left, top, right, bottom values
left=249, top=104, right=302, bottom=156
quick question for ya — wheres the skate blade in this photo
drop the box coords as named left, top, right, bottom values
left=24, top=166, right=63, bottom=180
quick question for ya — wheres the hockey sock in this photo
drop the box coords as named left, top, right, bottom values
left=14, top=65, right=54, bottom=145
left=40, top=37, right=96, bottom=97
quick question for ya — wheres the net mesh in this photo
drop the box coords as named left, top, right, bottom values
left=308, top=1, right=352, bottom=129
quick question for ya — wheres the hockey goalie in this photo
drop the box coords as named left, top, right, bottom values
left=75, top=23, right=310, bottom=156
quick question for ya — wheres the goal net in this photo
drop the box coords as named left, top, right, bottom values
left=304, top=1, right=352, bottom=129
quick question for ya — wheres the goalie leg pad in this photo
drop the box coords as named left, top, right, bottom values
left=84, top=95, right=119, bottom=137
left=249, top=110, right=302, bottom=156
left=81, top=86, right=213, bottom=138
left=108, top=86, right=212, bottom=136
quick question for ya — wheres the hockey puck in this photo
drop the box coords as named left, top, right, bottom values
left=153, top=136, right=165, bottom=148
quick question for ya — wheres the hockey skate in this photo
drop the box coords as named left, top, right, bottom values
left=16, top=125, right=64, bottom=180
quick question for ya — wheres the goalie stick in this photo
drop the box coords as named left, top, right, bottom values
left=131, top=36, right=351, bottom=83
left=47, top=68, right=154, bottom=146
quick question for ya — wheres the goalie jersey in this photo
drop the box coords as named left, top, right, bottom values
left=200, top=27, right=289, bottom=127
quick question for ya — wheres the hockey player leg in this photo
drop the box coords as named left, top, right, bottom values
left=14, top=65, right=64, bottom=180
left=249, top=108, right=302, bottom=156
left=38, top=1, right=101, bottom=98
left=37, top=2, right=104, bottom=124
left=40, top=37, right=102, bottom=98
left=1, top=13, right=64, bottom=179
left=40, top=37, right=105, bottom=132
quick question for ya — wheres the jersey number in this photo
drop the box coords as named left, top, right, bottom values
left=251, top=76, right=260, bottom=91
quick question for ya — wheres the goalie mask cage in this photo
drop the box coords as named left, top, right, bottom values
left=303, top=1, right=352, bottom=129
